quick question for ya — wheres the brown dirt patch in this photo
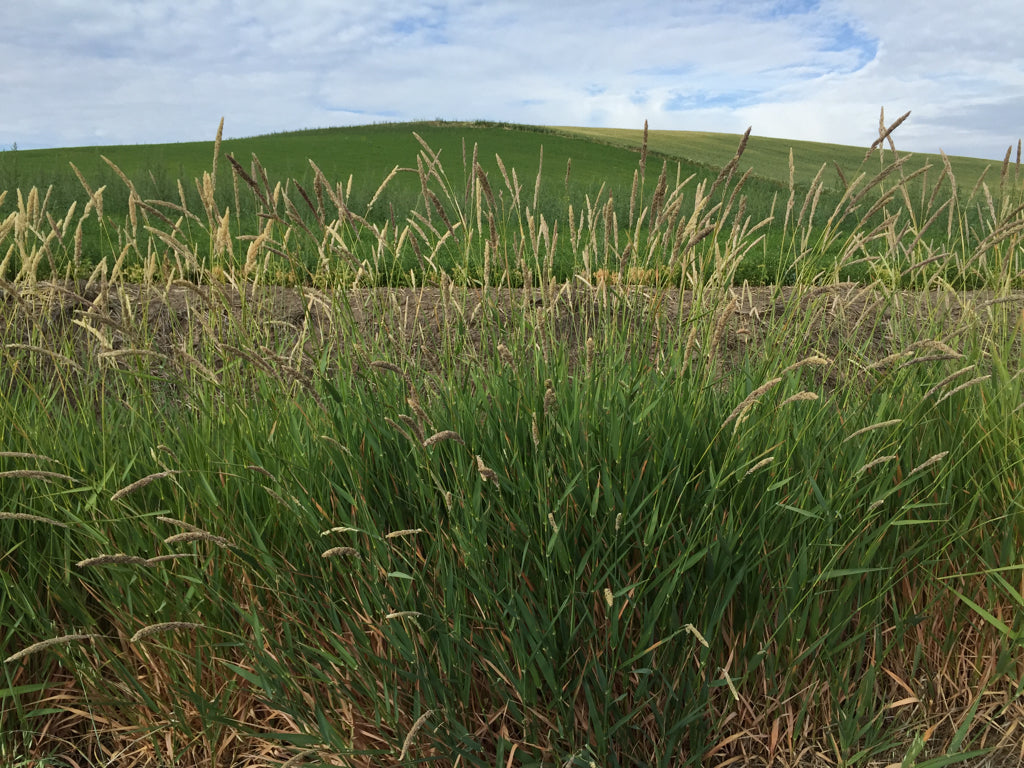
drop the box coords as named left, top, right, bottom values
left=4, top=280, right=1023, bottom=385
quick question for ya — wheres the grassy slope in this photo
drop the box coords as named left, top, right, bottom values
left=3, top=120, right=1008, bottom=195
left=1, top=120, right=1019, bottom=287
left=0, top=122, right=671, bottom=211
left=550, top=125, right=1013, bottom=193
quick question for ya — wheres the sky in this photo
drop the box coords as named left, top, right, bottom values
left=2, top=0, right=1022, bottom=159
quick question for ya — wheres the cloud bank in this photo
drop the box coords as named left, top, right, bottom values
left=2, top=0, right=1021, bottom=158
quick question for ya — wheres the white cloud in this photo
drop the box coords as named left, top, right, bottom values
left=1, top=0, right=1021, bottom=158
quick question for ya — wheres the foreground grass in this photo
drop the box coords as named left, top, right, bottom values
left=1, top=121, right=1023, bottom=766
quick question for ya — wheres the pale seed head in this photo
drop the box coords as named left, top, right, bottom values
left=130, top=622, right=205, bottom=644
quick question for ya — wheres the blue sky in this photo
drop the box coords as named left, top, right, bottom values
left=2, top=0, right=1021, bottom=159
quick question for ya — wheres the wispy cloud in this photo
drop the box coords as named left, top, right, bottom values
left=2, top=0, right=1020, bottom=159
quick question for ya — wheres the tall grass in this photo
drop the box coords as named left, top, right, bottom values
left=1, top=119, right=1023, bottom=766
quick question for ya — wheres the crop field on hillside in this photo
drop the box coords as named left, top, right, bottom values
left=2, top=119, right=1020, bottom=289
left=1, top=119, right=1023, bottom=767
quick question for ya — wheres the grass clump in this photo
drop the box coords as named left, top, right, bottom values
left=1, top=117, right=1023, bottom=766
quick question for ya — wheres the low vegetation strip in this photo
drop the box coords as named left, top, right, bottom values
left=1, top=119, right=1023, bottom=766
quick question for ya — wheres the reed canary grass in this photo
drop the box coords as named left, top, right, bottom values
left=476, top=455, right=498, bottom=486
left=385, top=417, right=414, bottom=442
left=604, top=588, right=614, bottom=608
left=933, top=375, right=991, bottom=406
left=532, top=413, right=541, bottom=447
left=0, top=512, right=70, bottom=528
left=0, top=470, right=77, bottom=483
left=908, top=451, right=949, bottom=478
left=721, top=668, right=740, bottom=701
left=262, top=485, right=293, bottom=509
left=399, top=709, right=435, bottom=761
left=745, top=456, right=775, bottom=476
left=780, top=355, right=831, bottom=375
left=322, top=546, right=360, bottom=559
left=156, top=515, right=206, bottom=533
left=5, top=634, right=100, bottom=664
left=385, top=611, right=423, bottom=620
left=922, top=365, right=977, bottom=400
left=369, top=359, right=408, bottom=381
left=321, top=526, right=360, bottom=536
left=866, top=109, right=911, bottom=157
left=164, top=531, right=232, bottom=548
left=907, top=339, right=962, bottom=356
left=130, top=622, right=205, bottom=644
left=77, top=554, right=151, bottom=568
left=407, top=396, right=431, bottom=428
left=858, top=455, right=899, bottom=474
left=422, top=430, right=466, bottom=448
left=399, top=414, right=425, bottom=444
left=684, top=623, right=709, bottom=648
left=110, top=471, right=176, bottom=502
left=385, top=529, right=424, bottom=539
left=895, top=353, right=964, bottom=371
left=496, top=343, right=514, bottom=368
left=710, top=296, right=738, bottom=357
left=245, top=465, right=277, bottom=481
left=0, top=452, right=58, bottom=462
left=145, top=554, right=198, bottom=564
left=842, top=419, right=903, bottom=443
left=778, top=391, right=819, bottom=408
left=279, top=750, right=318, bottom=768
left=548, top=513, right=559, bottom=534
left=722, top=377, right=783, bottom=429
left=319, top=434, right=350, bottom=455
left=867, top=352, right=912, bottom=371
left=4, top=344, right=83, bottom=371
left=543, top=384, right=557, bottom=417
left=97, top=348, right=165, bottom=362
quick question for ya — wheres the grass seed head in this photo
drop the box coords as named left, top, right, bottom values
left=399, top=709, right=435, bottom=761
left=77, top=554, right=152, bottom=568
left=322, top=546, right=361, bottom=559
left=722, top=377, right=783, bottom=429
left=422, top=430, right=466, bottom=448
left=476, top=455, right=499, bottom=486
left=933, top=375, right=991, bottom=406
left=0, top=512, right=70, bottom=529
left=5, top=634, right=100, bottom=664
left=684, top=623, right=709, bottom=648
left=111, top=471, right=176, bottom=502
left=842, top=419, right=902, bottom=443
left=130, top=622, right=205, bottom=644
left=385, top=528, right=424, bottom=539
left=543, top=383, right=557, bottom=417
left=164, top=531, right=232, bottom=548
left=778, top=391, right=819, bottom=408
left=497, top=342, right=515, bottom=368
left=156, top=516, right=207, bottom=533
left=908, top=451, right=949, bottom=478
left=0, top=469, right=76, bottom=483
left=857, top=454, right=899, bottom=474
left=745, top=456, right=775, bottom=476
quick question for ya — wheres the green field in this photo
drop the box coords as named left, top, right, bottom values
left=3, top=119, right=1021, bottom=288
left=551, top=124, right=1012, bottom=192
left=2, top=120, right=1024, bottom=766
